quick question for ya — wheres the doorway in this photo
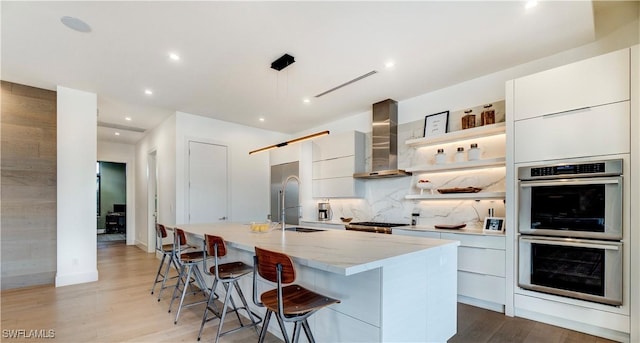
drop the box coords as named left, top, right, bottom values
left=97, top=161, right=127, bottom=243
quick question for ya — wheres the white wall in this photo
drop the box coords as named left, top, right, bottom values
left=134, top=115, right=176, bottom=252
left=175, top=112, right=287, bottom=224
left=55, top=86, right=98, bottom=287
left=97, top=141, right=136, bottom=245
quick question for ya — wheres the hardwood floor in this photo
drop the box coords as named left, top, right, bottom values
left=1, top=242, right=617, bottom=342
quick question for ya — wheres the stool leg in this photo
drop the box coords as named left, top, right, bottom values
left=292, top=322, right=302, bottom=343
left=233, top=281, right=261, bottom=335
left=301, top=319, right=315, bottom=343
left=258, top=310, right=272, bottom=343
left=168, top=264, right=185, bottom=313
left=274, top=313, right=290, bottom=343
left=213, top=282, right=234, bottom=343
left=150, top=253, right=167, bottom=295
left=156, top=252, right=174, bottom=301
left=197, top=279, right=219, bottom=341
left=174, top=264, right=194, bottom=324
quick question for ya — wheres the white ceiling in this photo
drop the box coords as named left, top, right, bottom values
left=2, top=1, right=597, bottom=144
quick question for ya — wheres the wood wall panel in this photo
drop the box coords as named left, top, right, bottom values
left=1, top=80, right=57, bottom=290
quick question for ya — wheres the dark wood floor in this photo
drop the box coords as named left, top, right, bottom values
left=449, top=301, right=616, bottom=343
left=2, top=241, right=618, bottom=342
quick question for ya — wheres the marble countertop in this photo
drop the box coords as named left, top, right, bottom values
left=176, top=222, right=459, bottom=276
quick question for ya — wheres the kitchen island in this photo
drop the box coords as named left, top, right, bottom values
left=176, top=222, right=459, bottom=342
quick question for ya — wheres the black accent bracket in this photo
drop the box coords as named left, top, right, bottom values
left=270, top=54, right=295, bottom=71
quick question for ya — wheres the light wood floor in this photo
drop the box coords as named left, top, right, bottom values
left=1, top=242, right=617, bottom=343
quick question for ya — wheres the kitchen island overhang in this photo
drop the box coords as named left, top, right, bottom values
left=173, top=223, right=459, bottom=342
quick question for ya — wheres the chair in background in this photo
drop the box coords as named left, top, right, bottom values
left=168, top=228, right=208, bottom=324
left=252, top=246, right=340, bottom=343
left=197, top=234, right=261, bottom=342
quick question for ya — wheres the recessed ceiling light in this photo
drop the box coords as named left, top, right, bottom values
left=144, top=89, right=153, bottom=95
left=169, top=52, right=180, bottom=61
left=114, top=132, right=120, bottom=136
left=385, top=61, right=395, bottom=69
left=303, top=98, right=310, bottom=104
left=259, top=117, right=265, bottom=122
left=125, top=117, right=132, bottom=121
left=525, top=1, right=538, bottom=9
left=60, top=16, right=92, bottom=33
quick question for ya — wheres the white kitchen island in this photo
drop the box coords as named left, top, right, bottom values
left=176, top=223, right=459, bottom=342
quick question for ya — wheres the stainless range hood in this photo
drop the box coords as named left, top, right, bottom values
left=354, top=99, right=412, bottom=179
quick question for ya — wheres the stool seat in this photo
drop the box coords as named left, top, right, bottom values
left=161, top=243, right=174, bottom=252
left=213, top=261, right=253, bottom=279
left=261, top=285, right=339, bottom=316
left=180, top=251, right=205, bottom=262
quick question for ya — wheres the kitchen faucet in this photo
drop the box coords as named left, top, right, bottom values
left=281, top=175, right=301, bottom=231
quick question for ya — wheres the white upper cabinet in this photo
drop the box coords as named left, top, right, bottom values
left=312, top=131, right=365, bottom=198
left=270, top=144, right=301, bottom=166
left=514, top=48, right=630, bottom=121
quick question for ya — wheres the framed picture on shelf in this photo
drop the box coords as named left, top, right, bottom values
left=483, top=217, right=505, bottom=233
left=423, top=111, right=449, bottom=138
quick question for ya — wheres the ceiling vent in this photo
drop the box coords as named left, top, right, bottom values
left=271, top=54, right=295, bottom=71
left=314, top=70, right=378, bottom=98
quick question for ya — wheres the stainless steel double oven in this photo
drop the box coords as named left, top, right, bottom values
left=517, top=159, right=623, bottom=306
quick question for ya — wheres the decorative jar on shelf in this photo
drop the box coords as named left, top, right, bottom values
left=481, top=104, right=496, bottom=126
left=455, top=147, right=466, bottom=163
left=462, top=109, right=476, bottom=129
left=468, top=143, right=480, bottom=161
left=435, top=149, right=446, bottom=164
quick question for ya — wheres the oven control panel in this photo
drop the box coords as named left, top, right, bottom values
left=519, top=159, right=623, bottom=180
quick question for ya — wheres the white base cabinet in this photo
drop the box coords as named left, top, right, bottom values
left=394, top=229, right=506, bottom=312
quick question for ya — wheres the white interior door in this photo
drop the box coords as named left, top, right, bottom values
left=188, top=141, right=228, bottom=224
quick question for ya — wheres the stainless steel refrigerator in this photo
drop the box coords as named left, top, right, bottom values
left=270, top=161, right=300, bottom=225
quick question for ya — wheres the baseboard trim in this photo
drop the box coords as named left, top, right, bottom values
left=1, top=272, right=56, bottom=290
left=55, top=270, right=99, bottom=287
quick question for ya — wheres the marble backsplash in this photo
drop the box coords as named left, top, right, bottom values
left=321, top=101, right=506, bottom=229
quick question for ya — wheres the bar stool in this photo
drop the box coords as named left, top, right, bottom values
left=168, top=227, right=209, bottom=324
left=197, top=234, right=262, bottom=342
left=252, top=246, right=341, bottom=343
left=150, top=223, right=180, bottom=301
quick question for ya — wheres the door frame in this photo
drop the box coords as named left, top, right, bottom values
left=184, top=138, right=231, bottom=224
left=95, top=159, right=135, bottom=246
left=147, top=149, right=158, bottom=253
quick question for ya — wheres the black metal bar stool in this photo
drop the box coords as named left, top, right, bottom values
left=168, top=227, right=208, bottom=324
left=253, top=246, right=341, bottom=343
left=150, top=223, right=180, bottom=301
left=197, top=234, right=262, bottom=342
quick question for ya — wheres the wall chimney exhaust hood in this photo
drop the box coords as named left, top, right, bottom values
left=354, top=99, right=412, bottom=179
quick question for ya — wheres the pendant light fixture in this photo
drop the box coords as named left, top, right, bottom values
left=249, top=130, right=329, bottom=155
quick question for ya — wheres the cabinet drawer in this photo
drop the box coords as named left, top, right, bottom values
left=392, top=229, right=441, bottom=239
left=312, top=177, right=363, bottom=198
left=440, top=232, right=505, bottom=250
left=514, top=101, right=630, bottom=163
left=458, top=247, right=505, bottom=277
left=514, top=48, right=629, bottom=120
left=312, top=156, right=357, bottom=179
left=458, top=271, right=505, bottom=305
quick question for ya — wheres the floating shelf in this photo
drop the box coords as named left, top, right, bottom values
left=406, top=157, right=506, bottom=173
left=405, top=122, right=506, bottom=148
left=405, top=192, right=506, bottom=201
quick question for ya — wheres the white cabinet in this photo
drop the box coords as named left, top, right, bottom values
left=513, top=48, right=630, bottom=121
left=312, top=131, right=365, bottom=198
left=394, top=229, right=506, bottom=311
left=514, top=101, right=630, bottom=163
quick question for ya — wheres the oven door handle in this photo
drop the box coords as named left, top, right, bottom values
left=520, top=236, right=621, bottom=250
left=519, top=177, right=620, bottom=188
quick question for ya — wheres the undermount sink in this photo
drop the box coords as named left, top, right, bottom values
left=284, top=227, right=326, bottom=233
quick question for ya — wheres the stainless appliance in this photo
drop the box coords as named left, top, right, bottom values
left=317, top=202, right=332, bottom=221
left=517, top=158, right=624, bottom=306
left=353, top=99, right=412, bottom=179
left=518, top=236, right=623, bottom=306
left=345, top=221, right=409, bottom=234
left=518, top=159, right=623, bottom=240
left=270, top=161, right=300, bottom=225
